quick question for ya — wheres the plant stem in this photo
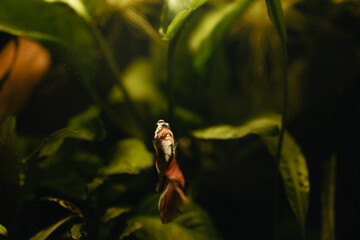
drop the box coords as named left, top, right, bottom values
left=274, top=44, right=288, bottom=240
left=322, top=154, right=336, bottom=240
left=89, top=21, right=145, bottom=133
left=166, top=36, right=178, bottom=125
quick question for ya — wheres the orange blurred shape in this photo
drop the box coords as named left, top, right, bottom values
left=0, top=36, right=51, bottom=125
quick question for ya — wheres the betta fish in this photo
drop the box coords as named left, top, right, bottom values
left=153, top=120, right=187, bottom=223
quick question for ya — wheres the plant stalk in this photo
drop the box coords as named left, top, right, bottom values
left=89, top=22, right=146, bottom=134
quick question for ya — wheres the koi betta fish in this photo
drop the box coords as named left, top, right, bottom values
left=153, top=120, right=187, bottom=223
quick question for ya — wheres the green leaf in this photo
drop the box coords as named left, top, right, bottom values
left=263, top=132, right=309, bottom=235
left=70, top=223, right=83, bottom=240
left=0, top=116, right=19, bottom=186
left=87, top=177, right=105, bottom=194
left=119, top=221, right=143, bottom=240
left=30, top=216, right=74, bottom=240
left=44, top=0, right=91, bottom=22
left=37, top=129, right=80, bottom=158
left=41, top=169, right=88, bottom=200
left=130, top=195, right=222, bottom=240
left=102, top=207, right=131, bottom=223
left=265, top=0, right=286, bottom=45
left=108, top=59, right=164, bottom=104
left=0, top=224, right=8, bottom=237
left=0, top=0, right=97, bottom=81
left=99, top=138, right=153, bottom=175
left=67, top=106, right=106, bottom=141
left=43, top=197, right=84, bottom=218
left=193, top=116, right=281, bottom=139
left=189, top=0, right=254, bottom=73
left=160, top=0, right=207, bottom=41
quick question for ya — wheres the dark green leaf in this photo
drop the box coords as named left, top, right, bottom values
left=70, top=223, right=83, bottom=240
left=41, top=170, right=88, bottom=200
left=87, top=177, right=105, bottom=194
left=43, top=197, right=84, bottom=218
left=0, top=0, right=97, bottom=82
left=29, top=216, right=74, bottom=240
left=102, top=207, right=131, bottom=223
left=0, top=224, right=7, bottom=237
left=67, top=106, right=106, bottom=141
left=38, top=129, right=80, bottom=158
left=0, top=116, right=18, bottom=185
left=263, top=132, right=309, bottom=235
left=44, top=0, right=91, bottom=22
left=160, top=0, right=207, bottom=40
left=99, top=138, right=153, bottom=175
left=130, top=195, right=222, bottom=240
left=265, top=0, right=286, bottom=45
left=193, top=116, right=280, bottom=139
left=189, top=0, right=254, bottom=73
left=119, top=221, right=143, bottom=240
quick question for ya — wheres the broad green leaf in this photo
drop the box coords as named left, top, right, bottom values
left=70, top=223, right=83, bottom=240
left=99, top=138, right=153, bottom=175
left=0, top=0, right=97, bottom=82
left=0, top=224, right=7, bottom=237
left=102, top=207, right=131, bottom=223
left=193, top=116, right=280, bottom=139
left=189, top=0, right=254, bottom=73
left=41, top=169, right=88, bottom=199
left=44, top=0, right=91, bottom=22
left=30, top=216, right=74, bottom=240
left=263, top=132, right=309, bottom=235
left=67, top=106, right=106, bottom=141
left=108, top=59, right=164, bottom=104
left=119, top=221, right=143, bottom=240
left=37, top=129, right=80, bottom=158
left=265, top=0, right=286, bottom=45
left=160, top=0, right=207, bottom=40
left=130, top=195, right=222, bottom=240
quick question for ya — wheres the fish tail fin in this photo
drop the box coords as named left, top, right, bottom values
left=158, top=181, right=187, bottom=224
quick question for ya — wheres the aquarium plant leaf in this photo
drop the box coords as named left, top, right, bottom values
left=189, top=0, right=253, bottom=73
left=99, top=138, right=153, bottom=175
left=265, top=0, right=286, bottom=45
left=70, top=223, right=83, bottom=240
left=0, top=116, right=18, bottom=185
left=108, top=59, right=164, bottom=104
left=44, top=0, right=91, bottom=22
left=119, top=221, right=143, bottom=240
left=160, top=0, right=207, bottom=41
left=0, top=224, right=7, bottom=237
left=102, top=206, right=131, bottom=223
left=67, top=105, right=106, bottom=141
left=87, top=177, right=105, bottom=194
left=37, top=129, right=80, bottom=158
left=263, top=132, right=309, bottom=235
left=42, top=197, right=84, bottom=218
left=193, top=116, right=280, bottom=139
left=130, top=195, right=222, bottom=240
left=265, top=0, right=288, bottom=168
left=0, top=0, right=97, bottom=81
left=29, top=215, right=74, bottom=240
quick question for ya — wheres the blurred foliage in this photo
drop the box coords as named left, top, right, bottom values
left=0, top=0, right=360, bottom=239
